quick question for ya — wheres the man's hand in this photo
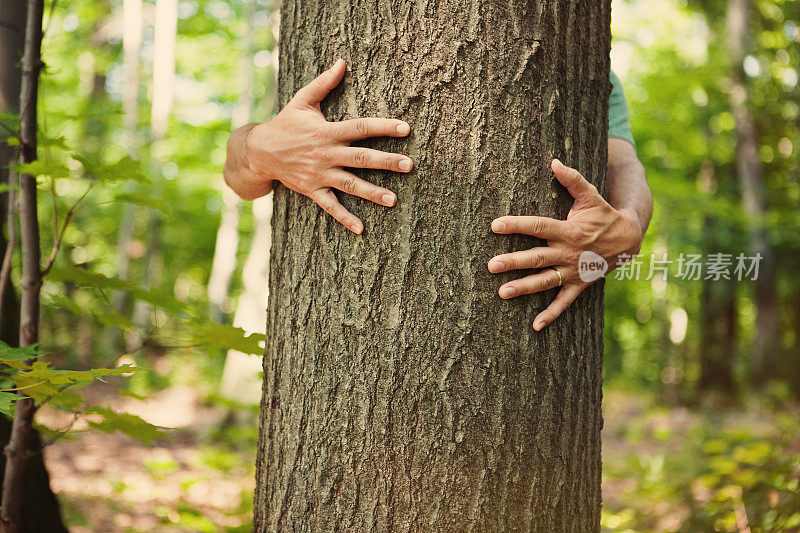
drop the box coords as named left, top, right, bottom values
left=488, top=159, right=646, bottom=331
left=223, top=59, right=413, bottom=234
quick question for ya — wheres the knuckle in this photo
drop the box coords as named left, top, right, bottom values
left=315, top=123, right=335, bottom=140
left=355, top=119, right=369, bottom=137
left=341, top=175, right=358, bottom=194
left=564, top=225, right=582, bottom=242
left=352, top=149, right=368, bottom=167
left=564, top=249, right=581, bottom=265
left=386, top=155, right=397, bottom=170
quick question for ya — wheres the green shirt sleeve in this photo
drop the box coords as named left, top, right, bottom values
left=609, top=70, right=636, bottom=148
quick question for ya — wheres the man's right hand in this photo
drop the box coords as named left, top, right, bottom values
left=223, top=59, right=413, bottom=234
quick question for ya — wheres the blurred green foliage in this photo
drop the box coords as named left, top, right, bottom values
left=606, top=0, right=799, bottom=395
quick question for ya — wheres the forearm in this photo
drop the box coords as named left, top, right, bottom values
left=606, top=151, right=652, bottom=242
left=224, top=122, right=273, bottom=200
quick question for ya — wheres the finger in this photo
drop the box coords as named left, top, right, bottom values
left=488, top=247, right=563, bottom=273
left=491, top=216, right=569, bottom=241
left=327, top=169, right=397, bottom=207
left=309, top=188, right=363, bottom=234
left=533, top=284, right=583, bottom=331
left=498, top=268, right=562, bottom=299
left=333, top=117, right=411, bottom=140
left=551, top=159, right=599, bottom=200
left=334, top=147, right=413, bottom=173
left=291, top=59, right=347, bottom=107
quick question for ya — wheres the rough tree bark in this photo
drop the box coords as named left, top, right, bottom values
left=256, top=1, right=611, bottom=531
left=0, top=2, right=67, bottom=531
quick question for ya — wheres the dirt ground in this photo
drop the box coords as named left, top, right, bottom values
left=42, top=385, right=256, bottom=532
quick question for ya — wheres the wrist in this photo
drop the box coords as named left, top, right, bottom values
left=617, top=207, right=645, bottom=254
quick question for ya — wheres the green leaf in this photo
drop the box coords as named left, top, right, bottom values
left=47, top=266, right=186, bottom=313
left=47, top=389, right=84, bottom=411
left=0, top=342, right=41, bottom=368
left=39, top=135, right=70, bottom=150
left=0, top=183, right=19, bottom=194
left=0, top=392, right=19, bottom=417
left=14, top=160, right=70, bottom=180
left=114, top=192, right=170, bottom=214
left=118, top=389, right=148, bottom=401
left=86, top=407, right=168, bottom=445
left=48, top=293, right=84, bottom=316
left=192, top=323, right=265, bottom=356
left=0, top=341, right=41, bottom=361
left=73, top=154, right=147, bottom=183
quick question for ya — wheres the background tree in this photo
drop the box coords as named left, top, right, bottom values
left=0, top=1, right=67, bottom=531
left=255, top=1, right=611, bottom=529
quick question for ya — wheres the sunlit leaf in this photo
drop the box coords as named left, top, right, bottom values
left=114, top=192, right=170, bottom=214
left=73, top=154, right=147, bottom=183
left=14, top=160, right=70, bottom=180
left=86, top=407, right=168, bottom=444
left=192, top=323, right=265, bottom=356
left=0, top=391, right=19, bottom=417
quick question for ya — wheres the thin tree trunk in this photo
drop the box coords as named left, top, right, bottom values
left=206, top=0, right=258, bottom=323
left=219, top=196, right=272, bottom=403
left=698, top=271, right=738, bottom=394
left=207, top=188, right=242, bottom=322
left=133, top=0, right=176, bottom=333
left=0, top=3, right=66, bottom=529
left=1, top=1, right=45, bottom=531
left=0, top=0, right=25, bottom=319
left=255, top=1, right=610, bottom=530
left=218, top=0, right=271, bottom=402
left=726, top=0, right=780, bottom=383
left=114, top=0, right=143, bottom=348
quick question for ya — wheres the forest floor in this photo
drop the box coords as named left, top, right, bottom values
left=42, top=382, right=800, bottom=532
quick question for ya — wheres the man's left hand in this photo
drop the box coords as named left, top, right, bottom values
left=488, top=159, right=645, bottom=331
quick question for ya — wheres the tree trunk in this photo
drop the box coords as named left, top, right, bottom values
left=113, top=0, right=144, bottom=351
left=0, top=4, right=66, bottom=521
left=255, top=2, right=611, bottom=531
left=207, top=0, right=258, bottom=323
left=697, top=273, right=738, bottom=394
left=132, top=0, right=177, bottom=335
left=726, top=0, right=780, bottom=383
left=1, top=1, right=50, bottom=530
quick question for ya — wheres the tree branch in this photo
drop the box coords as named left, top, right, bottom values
left=40, top=183, right=92, bottom=277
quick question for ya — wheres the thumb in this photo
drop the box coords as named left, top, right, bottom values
left=291, top=59, right=347, bottom=107
left=551, top=159, right=599, bottom=201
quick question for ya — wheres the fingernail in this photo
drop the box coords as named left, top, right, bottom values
left=396, top=122, right=410, bottom=135
left=332, top=58, right=344, bottom=70
left=554, top=159, right=563, bottom=171
left=489, top=259, right=505, bottom=272
left=350, top=223, right=362, bottom=234
left=534, top=321, right=547, bottom=331
left=398, top=158, right=412, bottom=171
left=381, top=193, right=396, bottom=206
left=493, top=221, right=507, bottom=233
left=499, top=286, right=516, bottom=298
